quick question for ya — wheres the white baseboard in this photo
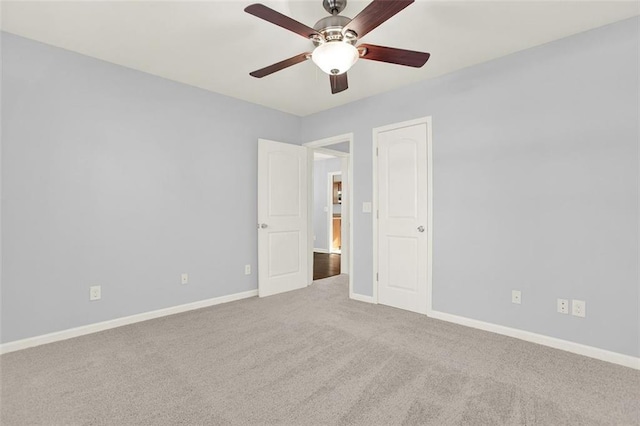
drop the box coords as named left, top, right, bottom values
left=314, top=248, right=330, bottom=254
left=350, top=292, right=376, bottom=304
left=0, top=289, right=258, bottom=355
left=427, top=309, right=640, bottom=370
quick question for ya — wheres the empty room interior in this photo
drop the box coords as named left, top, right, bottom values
left=1, top=0, right=639, bottom=424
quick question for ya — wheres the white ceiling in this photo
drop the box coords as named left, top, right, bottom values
left=2, top=1, right=638, bottom=116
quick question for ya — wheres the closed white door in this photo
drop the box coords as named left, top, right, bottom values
left=258, top=139, right=308, bottom=297
left=376, top=122, right=429, bottom=314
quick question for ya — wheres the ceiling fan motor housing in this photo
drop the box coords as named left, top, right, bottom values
left=312, top=15, right=356, bottom=46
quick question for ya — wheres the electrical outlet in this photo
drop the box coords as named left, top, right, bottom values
left=181, top=273, right=188, bottom=285
left=557, top=298, right=569, bottom=314
left=572, top=300, right=586, bottom=318
left=512, top=290, right=521, bottom=304
left=245, top=264, right=251, bottom=275
left=89, top=285, right=101, bottom=301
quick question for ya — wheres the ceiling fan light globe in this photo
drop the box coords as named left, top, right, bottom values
left=311, top=41, right=359, bottom=76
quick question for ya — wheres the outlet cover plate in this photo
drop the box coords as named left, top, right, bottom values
left=89, top=285, right=101, bottom=301
left=181, top=273, right=188, bottom=285
left=572, top=299, right=586, bottom=317
left=557, top=298, right=569, bottom=314
left=512, top=290, right=521, bottom=304
left=245, top=265, right=251, bottom=275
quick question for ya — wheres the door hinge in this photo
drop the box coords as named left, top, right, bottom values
left=376, top=147, right=379, bottom=156
left=376, top=210, right=379, bottom=219
left=376, top=272, right=379, bottom=281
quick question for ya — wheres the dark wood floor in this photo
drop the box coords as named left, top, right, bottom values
left=313, top=252, right=341, bottom=280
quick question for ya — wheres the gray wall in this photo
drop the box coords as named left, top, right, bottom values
left=1, top=33, right=300, bottom=343
left=2, top=18, right=638, bottom=359
left=300, top=18, right=640, bottom=357
left=325, top=141, right=350, bottom=153
left=313, top=157, right=342, bottom=251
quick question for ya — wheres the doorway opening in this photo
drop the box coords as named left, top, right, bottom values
left=312, top=160, right=342, bottom=280
left=304, top=134, right=353, bottom=296
left=328, top=171, right=342, bottom=255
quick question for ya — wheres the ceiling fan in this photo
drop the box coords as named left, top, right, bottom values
left=245, top=0, right=430, bottom=94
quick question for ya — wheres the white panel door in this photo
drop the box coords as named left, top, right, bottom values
left=258, top=139, right=308, bottom=298
left=377, top=123, right=428, bottom=314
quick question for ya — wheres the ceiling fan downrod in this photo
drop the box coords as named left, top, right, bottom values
left=323, top=0, right=347, bottom=15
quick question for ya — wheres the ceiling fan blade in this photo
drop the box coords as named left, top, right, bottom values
left=343, top=0, right=414, bottom=39
left=330, top=73, right=348, bottom=94
left=358, top=44, right=430, bottom=68
left=250, top=53, right=311, bottom=78
left=245, top=4, right=320, bottom=39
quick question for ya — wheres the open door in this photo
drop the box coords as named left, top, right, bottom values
left=258, top=139, right=308, bottom=297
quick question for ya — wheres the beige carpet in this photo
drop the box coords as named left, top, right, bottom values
left=1, top=275, right=639, bottom=425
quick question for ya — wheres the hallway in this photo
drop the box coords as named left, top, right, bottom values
left=313, top=252, right=341, bottom=280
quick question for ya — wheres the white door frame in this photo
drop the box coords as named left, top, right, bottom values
left=304, top=133, right=354, bottom=299
left=327, top=171, right=342, bottom=254
left=372, top=117, right=434, bottom=314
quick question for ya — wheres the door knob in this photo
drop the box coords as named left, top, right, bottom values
left=260, top=223, right=268, bottom=229
left=417, top=226, right=425, bottom=233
